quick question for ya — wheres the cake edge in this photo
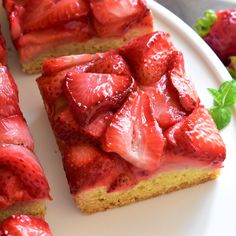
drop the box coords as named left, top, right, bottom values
left=22, top=24, right=153, bottom=74
left=0, top=200, right=46, bottom=223
left=75, top=168, right=220, bottom=214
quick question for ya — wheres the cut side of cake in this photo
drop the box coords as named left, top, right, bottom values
left=0, top=32, right=51, bottom=222
left=0, top=215, right=52, bottom=235
left=3, top=0, right=153, bottom=74
left=37, top=31, right=226, bottom=214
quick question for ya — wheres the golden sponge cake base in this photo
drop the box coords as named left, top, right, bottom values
left=0, top=201, right=46, bottom=222
left=75, top=168, right=220, bottom=214
left=22, top=26, right=152, bottom=74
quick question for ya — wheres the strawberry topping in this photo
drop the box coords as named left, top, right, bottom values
left=0, top=115, right=34, bottom=150
left=103, top=91, right=166, bottom=171
left=90, top=0, right=148, bottom=37
left=23, top=0, right=89, bottom=33
left=141, top=75, right=187, bottom=129
left=0, top=30, right=6, bottom=65
left=0, top=215, right=52, bottom=236
left=165, top=105, right=226, bottom=164
left=0, top=145, right=50, bottom=202
left=63, top=72, right=136, bottom=125
left=0, top=65, right=21, bottom=117
left=120, top=31, right=174, bottom=85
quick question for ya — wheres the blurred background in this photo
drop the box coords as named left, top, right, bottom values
left=157, top=0, right=236, bottom=27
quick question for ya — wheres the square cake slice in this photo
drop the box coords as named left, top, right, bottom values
left=3, top=0, right=153, bottom=74
left=0, top=31, right=50, bottom=222
left=37, top=31, right=226, bottom=213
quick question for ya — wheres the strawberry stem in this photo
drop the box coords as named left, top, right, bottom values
left=227, top=57, right=236, bottom=80
left=195, top=10, right=217, bottom=37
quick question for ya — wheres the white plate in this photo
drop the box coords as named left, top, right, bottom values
left=1, top=1, right=236, bottom=236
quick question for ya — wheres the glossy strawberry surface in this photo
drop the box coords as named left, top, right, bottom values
left=204, top=9, right=236, bottom=64
left=0, top=56, right=50, bottom=209
left=4, top=0, right=152, bottom=63
left=0, top=215, right=52, bottom=236
left=37, top=31, right=226, bottom=194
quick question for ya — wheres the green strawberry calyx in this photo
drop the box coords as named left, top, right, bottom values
left=227, top=56, right=236, bottom=80
left=195, top=10, right=217, bottom=37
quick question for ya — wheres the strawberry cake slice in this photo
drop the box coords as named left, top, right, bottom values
left=37, top=31, right=226, bottom=213
left=3, top=0, right=153, bottom=74
left=0, top=34, right=50, bottom=221
left=0, top=215, right=52, bottom=235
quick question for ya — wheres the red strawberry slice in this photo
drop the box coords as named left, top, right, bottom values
left=0, top=215, right=52, bottom=236
left=0, top=115, right=34, bottom=150
left=167, top=51, right=200, bottom=111
left=90, top=0, right=148, bottom=37
left=43, top=53, right=102, bottom=76
left=23, top=0, right=89, bottom=33
left=141, top=75, right=187, bottom=129
left=0, top=144, right=50, bottom=199
left=0, top=66, right=21, bottom=117
left=165, top=105, right=226, bottom=164
left=63, top=141, right=123, bottom=193
left=64, top=72, right=136, bottom=125
left=102, top=91, right=166, bottom=171
left=0, top=169, right=32, bottom=209
left=203, top=9, right=236, bottom=64
left=88, top=52, right=131, bottom=76
left=0, top=31, right=6, bottom=65
left=120, top=31, right=174, bottom=85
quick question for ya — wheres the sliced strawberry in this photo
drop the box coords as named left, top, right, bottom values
left=0, top=31, right=6, bottom=65
left=64, top=72, right=136, bottom=125
left=0, top=66, right=21, bottom=117
left=63, top=141, right=123, bottom=193
left=43, top=53, right=102, bottom=76
left=103, top=91, right=166, bottom=171
left=88, top=52, right=131, bottom=76
left=141, top=75, right=187, bottom=129
left=0, top=215, right=52, bottom=236
left=0, top=144, right=50, bottom=199
left=120, top=31, right=174, bottom=85
left=0, top=115, right=34, bottom=150
left=167, top=51, right=200, bottom=111
left=23, top=0, right=89, bottom=33
left=0, top=169, right=32, bottom=209
left=90, top=0, right=148, bottom=37
left=165, top=105, right=226, bottom=164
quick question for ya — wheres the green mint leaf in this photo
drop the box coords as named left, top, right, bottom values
left=209, top=107, right=231, bottom=130
left=207, top=88, right=222, bottom=106
left=219, top=80, right=236, bottom=106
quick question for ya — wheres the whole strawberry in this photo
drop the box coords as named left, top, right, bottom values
left=195, top=9, right=236, bottom=65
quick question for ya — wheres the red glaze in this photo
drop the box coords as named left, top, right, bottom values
left=103, top=91, right=165, bottom=171
left=0, top=115, right=34, bottom=150
left=4, top=0, right=152, bottom=63
left=64, top=72, right=136, bottom=125
left=0, top=30, right=6, bottom=65
left=0, top=65, right=21, bottom=117
left=0, top=145, right=50, bottom=208
left=120, top=31, right=174, bottom=85
left=204, top=9, right=236, bottom=64
left=37, top=31, right=226, bottom=194
left=165, top=105, right=226, bottom=164
left=0, top=215, right=52, bottom=236
left=90, top=0, right=148, bottom=37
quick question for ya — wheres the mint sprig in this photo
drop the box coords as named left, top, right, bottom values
left=195, top=10, right=217, bottom=37
left=208, top=80, right=236, bottom=130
